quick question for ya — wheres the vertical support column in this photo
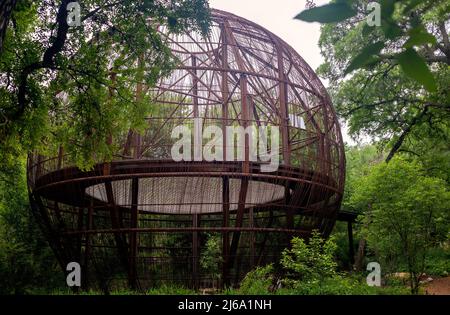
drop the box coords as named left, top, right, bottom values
left=221, top=30, right=231, bottom=287
left=192, top=213, right=200, bottom=289
left=276, top=43, right=294, bottom=230
left=221, top=28, right=229, bottom=162
left=240, top=74, right=250, bottom=173
left=84, top=199, right=93, bottom=289
left=76, top=207, right=84, bottom=263
left=105, top=180, right=129, bottom=272
left=228, top=180, right=249, bottom=269
left=227, top=74, right=250, bottom=276
left=133, top=132, right=142, bottom=159
left=321, top=97, right=332, bottom=177
left=129, top=70, right=142, bottom=288
left=348, top=221, right=355, bottom=267
left=222, top=177, right=230, bottom=287
left=249, top=207, right=255, bottom=268
left=192, top=55, right=202, bottom=162
left=129, top=177, right=139, bottom=289
left=128, top=57, right=143, bottom=289
left=276, top=44, right=290, bottom=165
left=192, top=55, right=199, bottom=118
left=318, top=133, right=326, bottom=173
left=134, top=59, right=144, bottom=159
left=122, top=130, right=133, bottom=157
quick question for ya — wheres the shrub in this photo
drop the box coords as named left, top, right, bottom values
left=237, top=264, right=274, bottom=295
left=277, top=275, right=409, bottom=295
left=147, top=284, right=197, bottom=295
left=425, top=246, right=450, bottom=277
left=200, top=234, right=222, bottom=281
left=280, top=231, right=337, bottom=283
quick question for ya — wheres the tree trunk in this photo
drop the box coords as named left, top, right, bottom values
left=0, top=0, right=18, bottom=53
left=353, top=238, right=366, bottom=271
left=410, top=273, right=420, bottom=295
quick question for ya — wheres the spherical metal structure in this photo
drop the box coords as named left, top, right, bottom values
left=27, top=9, right=345, bottom=290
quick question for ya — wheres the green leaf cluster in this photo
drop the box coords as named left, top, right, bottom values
left=296, top=0, right=449, bottom=92
left=0, top=0, right=211, bottom=171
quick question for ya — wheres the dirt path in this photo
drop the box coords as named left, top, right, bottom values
left=425, top=276, right=450, bottom=295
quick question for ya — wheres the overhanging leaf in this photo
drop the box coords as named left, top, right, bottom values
left=345, top=41, right=385, bottom=74
left=294, top=3, right=357, bottom=23
left=380, top=0, right=396, bottom=18
left=396, top=48, right=437, bottom=92
left=362, top=24, right=373, bottom=37
left=381, top=19, right=403, bottom=39
left=404, top=27, right=437, bottom=48
left=402, top=0, right=423, bottom=14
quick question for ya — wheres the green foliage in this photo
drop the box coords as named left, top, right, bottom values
left=331, top=221, right=355, bottom=269
left=0, top=158, right=63, bottom=294
left=351, top=157, right=450, bottom=293
left=314, top=0, right=449, bottom=164
left=295, top=2, right=357, bottom=23
left=200, top=234, right=222, bottom=281
left=0, top=0, right=211, bottom=171
left=237, top=264, right=274, bottom=295
left=424, top=246, right=450, bottom=277
left=396, top=48, right=436, bottom=92
left=277, top=275, right=409, bottom=295
left=345, top=41, right=384, bottom=74
left=44, top=285, right=197, bottom=295
left=146, top=285, right=197, bottom=295
left=281, top=231, right=338, bottom=283
left=298, top=0, right=448, bottom=91
left=236, top=232, right=411, bottom=295
left=342, top=144, right=384, bottom=210
left=234, top=232, right=341, bottom=295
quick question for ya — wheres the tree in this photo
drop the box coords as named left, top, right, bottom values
left=0, top=0, right=211, bottom=171
left=342, top=144, right=384, bottom=210
left=350, top=157, right=450, bottom=294
left=295, top=0, right=449, bottom=163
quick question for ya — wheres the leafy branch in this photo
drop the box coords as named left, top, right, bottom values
left=295, top=0, right=449, bottom=92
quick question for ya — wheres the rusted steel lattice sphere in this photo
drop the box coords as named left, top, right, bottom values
left=27, top=9, right=345, bottom=290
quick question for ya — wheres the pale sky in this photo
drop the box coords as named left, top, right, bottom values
left=209, top=0, right=330, bottom=72
left=209, top=0, right=357, bottom=145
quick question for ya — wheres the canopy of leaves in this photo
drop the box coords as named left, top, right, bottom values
left=0, top=0, right=211, bottom=171
left=342, top=144, right=384, bottom=211
left=297, top=0, right=449, bottom=165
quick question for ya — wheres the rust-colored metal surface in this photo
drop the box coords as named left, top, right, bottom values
left=27, top=9, right=345, bottom=291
